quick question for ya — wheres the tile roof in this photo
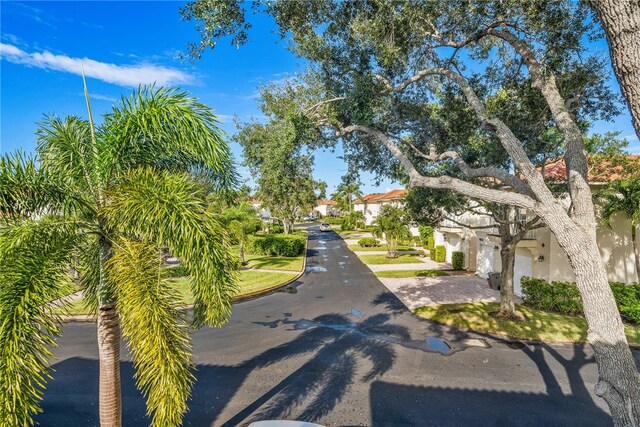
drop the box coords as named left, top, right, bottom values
left=541, top=155, right=640, bottom=183
left=316, top=199, right=337, bottom=205
left=354, top=189, right=407, bottom=203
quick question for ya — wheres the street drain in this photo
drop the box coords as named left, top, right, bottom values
left=426, top=337, right=452, bottom=354
left=350, top=306, right=363, bottom=318
left=506, top=341, right=526, bottom=350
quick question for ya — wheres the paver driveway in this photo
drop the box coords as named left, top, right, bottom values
left=36, top=225, right=633, bottom=426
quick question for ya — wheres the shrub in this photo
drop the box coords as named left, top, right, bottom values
left=610, top=282, right=640, bottom=323
left=426, top=236, right=435, bottom=251
left=418, top=225, right=434, bottom=247
left=521, top=277, right=585, bottom=316
left=265, top=223, right=284, bottom=234
left=325, top=217, right=344, bottom=225
left=163, top=265, right=189, bottom=278
left=358, top=237, right=380, bottom=247
left=451, top=251, right=464, bottom=270
left=434, top=245, right=446, bottom=262
left=521, top=277, right=640, bottom=323
left=247, top=234, right=305, bottom=257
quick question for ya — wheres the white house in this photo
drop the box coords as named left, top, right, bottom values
left=435, top=156, right=640, bottom=295
left=353, top=189, right=408, bottom=225
left=313, top=199, right=339, bottom=217
left=248, top=198, right=271, bottom=219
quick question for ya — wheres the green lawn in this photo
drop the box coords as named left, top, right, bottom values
left=243, top=253, right=304, bottom=271
left=348, top=244, right=416, bottom=252
left=60, top=270, right=297, bottom=315
left=415, top=302, right=640, bottom=346
left=358, top=253, right=423, bottom=265
left=375, top=269, right=449, bottom=278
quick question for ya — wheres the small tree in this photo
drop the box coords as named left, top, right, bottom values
left=599, top=176, right=640, bottom=281
left=374, top=205, right=411, bottom=258
left=218, top=203, right=262, bottom=265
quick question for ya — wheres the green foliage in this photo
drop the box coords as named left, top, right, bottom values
left=341, top=211, right=366, bottom=231
left=0, top=85, right=238, bottom=426
left=610, top=282, right=640, bottom=323
left=264, top=222, right=284, bottom=234
left=521, top=277, right=587, bottom=316
left=418, top=225, right=434, bottom=247
left=426, top=236, right=435, bottom=251
left=108, top=240, right=194, bottom=427
left=599, top=176, right=640, bottom=228
left=451, top=251, right=465, bottom=270
left=163, top=265, right=190, bottom=278
left=433, top=245, right=446, bottom=263
left=247, top=234, right=306, bottom=257
left=324, top=217, right=344, bottom=225
left=358, top=237, right=380, bottom=247
left=375, top=269, right=449, bottom=278
left=374, top=205, right=411, bottom=257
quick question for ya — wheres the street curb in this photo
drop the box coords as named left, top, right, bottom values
left=61, top=233, right=310, bottom=322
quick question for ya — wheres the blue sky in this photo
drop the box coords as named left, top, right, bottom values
left=1, top=1, right=638, bottom=196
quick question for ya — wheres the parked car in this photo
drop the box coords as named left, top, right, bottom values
left=319, top=222, right=332, bottom=232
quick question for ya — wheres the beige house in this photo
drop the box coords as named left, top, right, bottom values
left=435, top=156, right=640, bottom=295
left=353, top=189, right=408, bottom=225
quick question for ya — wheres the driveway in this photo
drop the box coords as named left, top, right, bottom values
left=378, top=275, right=500, bottom=311
left=35, top=226, right=627, bottom=426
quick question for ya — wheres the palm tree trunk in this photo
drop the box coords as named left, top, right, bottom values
left=632, top=222, right=640, bottom=282
left=98, top=304, right=122, bottom=427
left=239, top=241, right=246, bottom=265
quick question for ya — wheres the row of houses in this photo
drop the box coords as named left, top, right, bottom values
left=349, top=157, right=639, bottom=293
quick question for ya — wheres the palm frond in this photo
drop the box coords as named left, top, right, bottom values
left=102, top=167, right=238, bottom=327
left=0, top=216, right=79, bottom=426
left=100, top=86, right=238, bottom=192
left=36, top=115, right=101, bottom=203
left=107, top=239, right=194, bottom=427
left=0, top=152, right=90, bottom=220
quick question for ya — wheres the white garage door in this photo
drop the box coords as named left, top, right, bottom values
left=476, top=243, right=494, bottom=279
left=514, top=252, right=533, bottom=296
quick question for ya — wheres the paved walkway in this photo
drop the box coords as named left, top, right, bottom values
left=378, top=274, right=500, bottom=311
left=366, top=257, right=447, bottom=271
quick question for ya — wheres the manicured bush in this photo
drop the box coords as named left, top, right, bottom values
left=426, top=236, right=435, bottom=251
left=418, top=225, right=434, bottom=247
left=358, top=237, right=380, bottom=247
left=433, top=245, right=446, bottom=262
left=247, top=234, right=305, bottom=257
left=451, top=251, right=464, bottom=270
left=264, top=223, right=284, bottom=234
left=325, top=217, right=344, bottom=225
left=610, top=282, right=640, bottom=323
left=521, top=277, right=587, bottom=316
left=519, top=277, right=640, bottom=323
left=163, top=265, right=189, bottom=278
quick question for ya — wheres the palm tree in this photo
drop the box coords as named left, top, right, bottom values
left=599, top=176, right=640, bottom=281
left=331, top=182, right=362, bottom=214
left=0, top=80, right=238, bottom=427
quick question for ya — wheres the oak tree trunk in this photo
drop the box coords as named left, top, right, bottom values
left=552, top=224, right=640, bottom=425
left=97, top=304, right=122, bottom=427
left=632, top=224, right=640, bottom=282
left=589, top=0, right=640, bottom=138
left=498, top=241, right=517, bottom=318
left=283, top=219, right=292, bottom=235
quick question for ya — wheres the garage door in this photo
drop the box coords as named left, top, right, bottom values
left=514, top=252, right=533, bottom=296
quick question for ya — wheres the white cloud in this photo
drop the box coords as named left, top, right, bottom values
left=624, top=134, right=639, bottom=141
left=215, top=114, right=234, bottom=123
left=0, top=43, right=195, bottom=88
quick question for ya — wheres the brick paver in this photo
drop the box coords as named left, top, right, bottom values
left=377, top=275, right=499, bottom=311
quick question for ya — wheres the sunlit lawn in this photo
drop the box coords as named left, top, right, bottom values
left=375, top=269, right=449, bottom=278
left=415, top=302, right=640, bottom=346
left=348, top=244, right=416, bottom=252
left=243, top=253, right=304, bottom=271
left=60, top=270, right=297, bottom=315
left=358, top=253, right=423, bottom=264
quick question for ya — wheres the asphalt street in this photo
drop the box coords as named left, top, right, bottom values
left=37, top=225, right=636, bottom=426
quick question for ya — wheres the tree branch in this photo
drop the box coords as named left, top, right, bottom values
left=336, top=124, right=537, bottom=210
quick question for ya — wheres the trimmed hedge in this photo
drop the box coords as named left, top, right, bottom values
left=426, top=236, right=435, bottom=251
left=521, top=277, right=640, bottom=323
left=325, top=217, right=344, bottom=225
left=264, top=223, right=284, bottom=234
left=432, top=245, right=446, bottom=262
left=418, top=225, right=434, bottom=247
left=358, top=237, right=380, bottom=247
left=451, top=251, right=464, bottom=270
left=163, top=265, right=189, bottom=278
left=247, top=234, right=305, bottom=257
